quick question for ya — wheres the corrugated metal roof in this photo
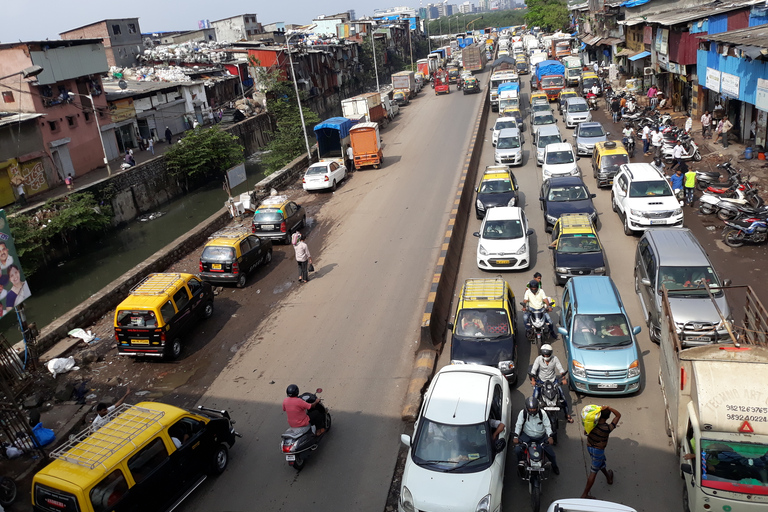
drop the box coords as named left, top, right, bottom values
left=0, top=113, right=45, bottom=128
left=697, top=23, right=768, bottom=47
left=615, top=47, right=642, bottom=56
left=621, top=0, right=762, bottom=26
left=599, top=37, right=625, bottom=45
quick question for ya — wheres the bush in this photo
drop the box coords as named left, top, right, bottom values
left=164, top=127, right=244, bottom=180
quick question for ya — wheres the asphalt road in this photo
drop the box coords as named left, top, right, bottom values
left=181, top=77, right=489, bottom=512
left=436, top=91, right=682, bottom=511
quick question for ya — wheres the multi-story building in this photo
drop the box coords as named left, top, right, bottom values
left=313, top=13, right=352, bottom=37
left=211, top=14, right=263, bottom=42
left=60, top=18, right=143, bottom=68
left=0, top=113, right=53, bottom=206
left=459, top=2, right=474, bottom=14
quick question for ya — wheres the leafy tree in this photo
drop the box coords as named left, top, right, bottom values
left=164, top=127, right=244, bottom=181
left=426, top=9, right=528, bottom=36
left=357, top=34, right=390, bottom=88
left=525, top=0, right=570, bottom=32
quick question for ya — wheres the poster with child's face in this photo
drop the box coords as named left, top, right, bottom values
left=0, top=210, right=31, bottom=317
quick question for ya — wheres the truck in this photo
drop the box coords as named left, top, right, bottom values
left=462, top=43, right=488, bottom=73
left=439, top=45, right=453, bottom=62
left=392, top=71, right=416, bottom=98
left=341, top=92, right=387, bottom=127
left=416, top=58, right=431, bottom=81
left=349, top=122, right=383, bottom=169
left=659, top=284, right=768, bottom=512
left=529, top=51, right=547, bottom=74
left=531, top=60, right=565, bottom=101
left=489, top=70, right=519, bottom=111
left=427, top=53, right=442, bottom=75
left=497, top=82, right=520, bottom=115
left=379, top=89, right=399, bottom=120
left=550, top=37, right=573, bottom=59
left=313, top=117, right=353, bottom=166
left=562, top=56, right=583, bottom=87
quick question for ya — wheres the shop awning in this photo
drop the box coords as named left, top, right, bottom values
left=629, top=51, right=651, bottom=61
left=621, top=0, right=763, bottom=26
left=615, top=48, right=640, bottom=57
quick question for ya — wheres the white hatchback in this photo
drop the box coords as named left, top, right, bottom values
left=399, top=365, right=511, bottom=512
left=302, top=160, right=347, bottom=192
left=491, top=117, right=519, bottom=146
left=542, top=142, right=580, bottom=181
left=474, top=206, right=532, bottom=270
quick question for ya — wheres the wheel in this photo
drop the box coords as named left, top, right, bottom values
left=634, top=274, right=640, bottom=294
left=326, top=412, right=332, bottom=431
left=236, top=273, right=247, bottom=288
left=373, top=163, right=380, bottom=169
left=210, top=444, right=229, bottom=475
left=264, top=250, right=272, bottom=265
left=699, top=204, right=715, bottom=215
left=0, top=477, right=17, bottom=506
left=300, top=216, right=307, bottom=229
left=724, top=228, right=745, bottom=248
left=717, top=208, right=735, bottom=221
left=331, top=179, right=337, bottom=192
left=530, top=478, right=541, bottom=512
left=649, top=319, right=660, bottom=344
left=611, top=193, right=618, bottom=212
left=694, top=151, right=702, bottom=162
left=202, top=300, right=214, bottom=319
left=623, top=216, right=633, bottom=236
left=164, top=338, right=182, bottom=360
left=665, top=411, right=673, bottom=438
left=293, top=453, right=306, bottom=471
left=284, top=232, right=292, bottom=245
left=696, top=181, right=708, bottom=191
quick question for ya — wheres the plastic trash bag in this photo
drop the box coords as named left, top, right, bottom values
left=46, top=357, right=79, bottom=378
left=68, top=328, right=98, bottom=344
left=32, top=422, right=56, bottom=447
left=4, top=444, right=23, bottom=459
left=581, top=405, right=602, bottom=434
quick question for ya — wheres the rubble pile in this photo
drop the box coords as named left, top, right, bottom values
left=139, top=41, right=232, bottom=65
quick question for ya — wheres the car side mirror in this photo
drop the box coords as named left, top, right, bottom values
left=526, top=229, right=534, bottom=236
left=607, top=132, right=611, bottom=136
left=681, top=463, right=693, bottom=475
left=494, top=438, right=507, bottom=453
left=447, top=321, right=454, bottom=330
left=724, top=279, right=732, bottom=286
left=548, top=245, right=555, bottom=250
left=557, top=327, right=568, bottom=336
left=401, top=434, right=411, bottom=447
left=632, top=325, right=642, bottom=335
left=641, top=278, right=651, bottom=287
left=473, top=232, right=481, bottom=238
left=539, top=197, right=545, bottom=202
left=590, top=193, right=596, bottom=198
left=490, top=127, right=494, bottom=131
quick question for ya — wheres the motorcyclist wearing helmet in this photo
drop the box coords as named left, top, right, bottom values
left=523, top=279, right=557, bottom=339
left=513, top=396, right=559, bottom=474
left=283, top=384, right=326, bottom=435
left=530, top=345, right=574, bottom=423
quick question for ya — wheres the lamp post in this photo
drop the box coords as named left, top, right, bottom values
left=0, top=65, right=44, bottom=82
left=371, top=25, right=380, bottom=92
left=69, top=90, right=111, bottom=176
left=285, top=31, right=313, bottom=160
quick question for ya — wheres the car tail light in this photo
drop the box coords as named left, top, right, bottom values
left=251, top=223, right=256, bottom=234
left=302, top=177, right=306, bottom=183
left=114, top=332, right=120, bottom=343
left=232, top=261, right=239, bottom=274
left=324, top=175, right=329, bottom=182
left=160, top=331, right=166, bottom=342
left=199, top=261, right=203, bottom=272
left=280, top=221, right=287, bottom=233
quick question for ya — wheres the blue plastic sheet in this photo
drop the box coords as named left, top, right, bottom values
left=620, top=0, right=651, bottom=7
left=313, top=117, right=353, bottom=139
left=535, top=60, right=566, bottom=79
left=498, top=82, right=520, bottom=93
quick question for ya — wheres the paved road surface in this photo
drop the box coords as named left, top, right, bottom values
left=181, top=78, right=488, bottom=511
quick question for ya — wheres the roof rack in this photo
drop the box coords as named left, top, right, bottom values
left=560, top=213, right=593, bottom=229
left=462, top=278, right=505, bottom=302
left=50, top=404, right=165, bottom=471
left=209, top=226, right=251, bottom=240
left=484, top=165, right=510, bottom=174
left=129, top=273, right=183, bottom=296
left=259, top=195, right=288, bottom=207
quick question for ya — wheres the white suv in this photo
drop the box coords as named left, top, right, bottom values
left=611, top=163, right=684, bottom=236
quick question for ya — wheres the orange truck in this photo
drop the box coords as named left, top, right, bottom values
left=349, top=122, right=383, bottom=169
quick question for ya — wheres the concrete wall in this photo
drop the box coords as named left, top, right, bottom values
left=61, top=19, right=142, bottom=68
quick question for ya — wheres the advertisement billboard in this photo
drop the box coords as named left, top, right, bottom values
left=0, top=210, right=31, bottom=317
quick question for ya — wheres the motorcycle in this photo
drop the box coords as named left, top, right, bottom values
left=534, top=379, right=563, bottom=445
left=518, top=441, right=551, bottom=512
left=280, top=388, right=332, bottom=471
left=587, top=96, right=598, bottom=111
left=661, top=138, right=701, bottom=162
left=622, top=136, right=635, bottom=158
left=521, top=301, right=553, bottom=345
left=701, top=189, right=765, bottom=220
left=723, top=217, right=768, bottom=247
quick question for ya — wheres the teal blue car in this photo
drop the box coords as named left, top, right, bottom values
left=558, top=276, right=642, bottom=395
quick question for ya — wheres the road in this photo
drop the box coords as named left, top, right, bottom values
left=437, top=90, right=682, bottom=510
left=181, top=77, right=489, bottom=511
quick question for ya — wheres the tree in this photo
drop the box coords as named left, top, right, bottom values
left=525, top=0, right=569, bottom=32
left=164, top=127, right=244, bottom=181
left=356, top=34, right=389, bottom=88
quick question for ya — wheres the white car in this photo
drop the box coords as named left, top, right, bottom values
left=474, top=206, right=532, bottom=270
left=542, top=142, right=580, bottom=181
left=399, top=365, right=511, bottom=512
left=302, top=160, right=347, bottom=192
left=546, top=499, right=638, bottom=512
left=611, top=163, right=684, bottom=235
left=491, top=117, right=519, bottom=146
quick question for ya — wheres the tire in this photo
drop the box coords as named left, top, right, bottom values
left=293, top=453, right=306, bottom=471
left=724, top=228, right=745, bottom=248
left=623, top=216, right=633, bottom=236
left=634, top=274, right=640, bottom=295
left=326, top=412, right=333, bottom=431
left=699, top=205, right=715, bottom=215
left=665, top=411, right=673, bottom=438
left=611, top=193, right=618, bottom=212
left=236, top=273, right=247, bottom=288
left=0, top=477, right=16, bottom=507
left=331, top=179, right=337, bottom=192
left=717, top=208, right=735, bottom=221
left=164, top=338, right=182, bottom=361
left=696, top=182, right=708, bottom=191
left=210, top=444, right=229, bottom=475
left=531, top=478, right=541, bottom=512
left=300, top=216, right=307, bottom=229
left=694, top=151, right=702, bottom=162
left=264, top=250, right=273, bottom=265
left=649, top=320, right=661, bottom=344
left=202, top=300, right=214, bottom=319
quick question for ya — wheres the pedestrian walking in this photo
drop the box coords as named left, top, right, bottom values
left=15, top=182, right=26, bottom=206
left=684, top=113, right=693, bottom=134
left=580, top=406, right=621, bottom=499
left=721, top=118, right=733, bottom=148
left=610, top=97, right=621, bottom=123
left=208, top=110, right=215, bottom=125
left=684, top=166, right=697, bottom=206
left=700, top=111, right=712, bottom=139
left=165, top=126, right=172, bottom=145
left=346, top=145, right=355, bottom=171
left=670, top=140, right=684, bottom=171
left=647, top=85, right=658, bottom=108
left=669, top=168, right=684, bottom=200
left=292, top=232, right=312, bottom=283
left=651, top=128, right=664, bottom=158
left=593, top=61, right=599, bottom=74
left=642, top=124, right=651, bottom=155
left=65, top=173, right=74, bottom=191
left=148, top=138, right=154, bottom=155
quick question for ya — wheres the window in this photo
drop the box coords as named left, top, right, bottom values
left=248, top=236, right=261, bottom=249
left=490, top=384, right=503, bottom=421
left=90, top=470, right=129, bottom=512
left=48, top=121, right=58, bottom=132
left=187, top=278, right=202, bottom=296
left=2, top=91, right=14, bottom=103
left=127, top=438, right=168, bottom=484
left=168, top=417, right=205, bottom=448
left=128, top=23, right=136, bottom=34
left=66, top=116, right=76, bottom=127
left=84, top=111, right=91, bottom=122
left=112, top=24, right=121, bottom=35
left=239, top=240, right=251, bottom=255
left=160, top=300, right=176, bottom=323
left=173, top=287, right=190, bottom=310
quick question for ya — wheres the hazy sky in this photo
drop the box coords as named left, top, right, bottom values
left=2, top=0, right=394, bottom=43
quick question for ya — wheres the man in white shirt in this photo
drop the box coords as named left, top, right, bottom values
left=684, top=113, right=693, bottom=134
left=91, top=387, right=131, bottom=430
left=523, top=280, right=557, bottom=339
left=671, top=140, right=685, bottom=171
left=642, top=124, right=651, bottom=155
left=530, top=344, right=574, bottom=423
left=513, top=396, right=559, bottom=474
left=651, top=129, right=664, bottom=158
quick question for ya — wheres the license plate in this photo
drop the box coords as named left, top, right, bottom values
left=211, top=264, right=221, bottom=270
left=650, top=220, right=666, bottom=225
left=132, top=339, right=150, bottom=345
left=692, top=336, right=712, bottom=342
left=496, top=260, right=510, bottom=264
left=543, top=407, right=560, bottom=411
left=285, top=455, right=295, bottom=461
left=597, top=383, right=618, bottom=389
left=261, top=225, right=275, bottom=230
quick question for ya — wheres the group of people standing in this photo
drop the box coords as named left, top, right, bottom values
left=699, top=106, right=733, bottom=148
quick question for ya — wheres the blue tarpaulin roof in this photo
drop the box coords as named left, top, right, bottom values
left=620, top=0, right=651, bottom=6
left=628, top=51, right=651, bottom=61
left=498, top=82, right=520, bottom=92
left=535, top=60, right=566, bottom=79
left=313, top=117, right=353, bottom=139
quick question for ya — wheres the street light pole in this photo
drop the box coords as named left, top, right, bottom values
left=70, top=91, right=111, bottom=176
left=285, top=34, right=312, bottom=160
left=371, top=27, right=380, bottom=92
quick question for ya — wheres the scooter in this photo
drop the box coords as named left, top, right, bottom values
left=702, top=189, right=765, bottom=219
left=662, top=138, right=701, bottom=162
left=280, top=389, right=332, bottom=471
left=587, top=96, right=598, bottom=111
left=723, top=217, right=768, bottom=247
left=518, top=441, right=551, bottom=512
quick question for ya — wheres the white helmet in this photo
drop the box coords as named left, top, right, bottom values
left=540, top=344, right=553, bottom=357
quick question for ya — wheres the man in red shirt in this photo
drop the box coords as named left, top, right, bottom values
left=283, top=384, right=325, bottom=435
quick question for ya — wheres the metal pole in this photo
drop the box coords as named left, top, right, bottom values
left=89, top=92, right=112, bottom=176
left=408, top=21, right=414, bottom=70
left=427, top=17, right=432, bottom=52
left=286, top=41, right=312, bottom=160
left=371, top=28, right=380, bottom=92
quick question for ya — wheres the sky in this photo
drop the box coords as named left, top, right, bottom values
left=1, top=0, right=391, bottom=43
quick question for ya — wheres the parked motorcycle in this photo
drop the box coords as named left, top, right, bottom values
left=700, top=188, right=763, bottom=219
left=280, top=388, right=332, bottom=471
left=723, top=217, right=768, bottom=247
left=518, top=441, right=551, bottom=512
left=662, top=137, right=701, bottom=162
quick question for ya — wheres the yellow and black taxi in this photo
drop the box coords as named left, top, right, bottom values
left=549, top=213, right=606, bottom=285
left=114, top=273, right=214, bottom=360
left=530, top=90, right=548, bottom=105
left=591, top=140, right=629, bottom=188
left=557, top=88, right=579, bottom=114
left=199, top=226, right=272, bottom=288
left=251, top=195, right=306, bottom=245
left=501, top=106, right=525, bottom=130
left=32, top=402, right=239, bottom=512
left=475, top=165, right=519, bottom=219
left=515, top=54, right=529, bottom=75
left=448, top=278, right=519, bottom=383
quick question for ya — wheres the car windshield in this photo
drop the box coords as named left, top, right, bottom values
left=534, top=114, right=555, bottom=125
left=495, top=121, right=516, bottom=130
left=547, top=185, right=588, bottom=202
left=538, top=134, right=562, bottom=148
left=480, top=179, right=514, bottom=193
left=517, top=63, right=527, bottom=71
left=568, top=103, right=589, bottom=113
left=532, top=104, right=550, bottom=113
left=201, top=246, right=236, bottom=262
left=628, top=180, right=672, bottom=197
left=603, top=154, right=629, bottom=168
left=579, top=126, right=606, bottom=138
left=253, top=209, right=283, bottom=222
left=568, top=69, right=581, bottom=77
left=658, top=266, right=722, bottom=296
left=583, top=78, right=599, bottom=88
left=572, top=314, right=632, bottom=348
left=483, top=219, right=524, bottom=240
left=700, top=439, right=768, bottom=491
left=449, top=69, right=459, bottom=76
left=541, top=76, right=565, bottom=87
left=546, top=150, right=574, bottom=165
left=497, top=136, right=520, bottom=149
left=395, top=93, right=405, bottom=99
left=556, top=234, right=600, bottom=253
left=412, top=419, right=492, bottom=473
left=116, top=310, right=158, bottom=328
left=306, top=165, right=330, bottom=175
left=455, top=308, right=510, bottom=338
